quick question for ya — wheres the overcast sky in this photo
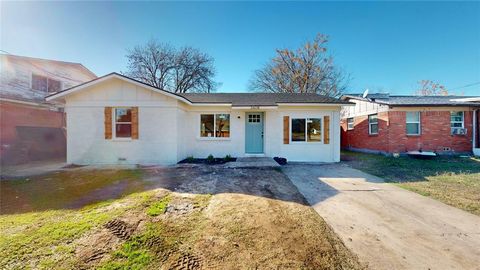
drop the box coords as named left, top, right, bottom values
left=1, top=1, right=479, bottom=95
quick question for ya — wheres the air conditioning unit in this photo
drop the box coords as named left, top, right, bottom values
left=451, top=128, right=467, bottom=135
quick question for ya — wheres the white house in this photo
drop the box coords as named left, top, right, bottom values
left=46, top=73, right=353, bottom=165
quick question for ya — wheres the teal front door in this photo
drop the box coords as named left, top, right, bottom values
left=245, top=112, right=264, bottom=153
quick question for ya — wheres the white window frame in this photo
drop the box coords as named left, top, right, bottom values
left=113, top=107, right=133, bottom=140
left=199, top=113, right=231, bottom=140
left=347, top=117, right=354, bottom=130
left=406, top=111, right=421, bottom=135
left=368, top=114, right=378, bottom=135
left=450, top=111, right=464, bottom=128
left=290, top=117, right=323, bottom=143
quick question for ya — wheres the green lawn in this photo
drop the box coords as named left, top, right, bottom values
left=342, top=151, right=480, bottom=216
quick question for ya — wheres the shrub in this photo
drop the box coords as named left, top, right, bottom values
left=224, top=154, right=232, bottom=162
left=206, top=154, right=215, bottom=164
left=186, top=156, right=195, bottom=162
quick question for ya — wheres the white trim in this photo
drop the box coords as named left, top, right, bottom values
left=0, top=97, right=46, bottom=107
left=232, top=106, right=278, bottom=110
left=368, top=114, right=378, bottom=135
left=198, top=113, right=231, bottom=139
left=473, top=109, right=477, bottom=150
left=46, top=73, right=193, bottom=104
left=406, top=111, right=421, bottom=135
left=289, top=117, right=324, bottom=144
left=112, top=107, right=133, bottom=139
left=347, top=117, right=354, bottom=130
left=451, top=97, right=480, bottom=102
left=450, top=111, right=464, bottom=128
left=277, top=103, right=353, bottom=107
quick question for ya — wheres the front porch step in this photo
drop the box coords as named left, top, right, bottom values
left=223, top=157, right=280, bottom=169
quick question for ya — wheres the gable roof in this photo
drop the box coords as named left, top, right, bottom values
left=1, top=54, right=97, bottom=79
left=46, top=72, right=352, bottom=106
left=342, top=93, right=480, bottom=107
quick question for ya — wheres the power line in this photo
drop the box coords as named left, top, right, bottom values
left=449, top=81, right=480, bottom=90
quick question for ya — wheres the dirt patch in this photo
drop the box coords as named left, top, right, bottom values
left=2, top=165, right=364, bottom=269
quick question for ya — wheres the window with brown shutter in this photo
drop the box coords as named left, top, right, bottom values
left=324, top=115, right=330, bottom=144
left=104, top=107, right=112, bottom=139
left=131, top=107, right=139, bottom=139
left=283, top=116, right=289, bottom=144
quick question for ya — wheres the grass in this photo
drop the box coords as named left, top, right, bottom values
left=342, top=150, right=480, bottom=215
left=146, top=195, right=171, bottom=216
left=0, top=192, right=151, bottom=269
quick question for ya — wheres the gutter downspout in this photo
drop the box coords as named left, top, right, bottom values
left=473, top=109, right=477, bottom=155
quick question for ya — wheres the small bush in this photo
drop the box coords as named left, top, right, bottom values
left=186, top=156, right=195, bottom=162
left=224, top=154, right=232, bottom=162
left=206, top=154, right=215, bottom=164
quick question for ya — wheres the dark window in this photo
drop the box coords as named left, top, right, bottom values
left=31, top=74, right=62, bottom=92
left=32, top=74, right=48, bottom=91
left=291, top=118, right=306, bottom=141
left=200, top=114, right=215, bottom=137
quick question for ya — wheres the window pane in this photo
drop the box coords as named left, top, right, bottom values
left=368, top=114, right=378, bottom=124
left=216, top=114, right=230, bottom=138
left=406, top=112, right=420, bottom=122
left=48, top=79, right=61, bottom=92
left=291, top=118, right=306, bottom=141
left=307, top=118, right=321, bottom=142
left=406, top=123, right=419, bottom=135
left=116, top=108, right=132, bottom=122
left=451, top=123, right=463, bottom=128
left=200, top=114, right=214, bottom=137
left=32, top=74, right=48, bottom=91
left=347, top=118, right=354, bottom=130
left=116, top=124, right=132, bottom=138
left=370, top=123, right=378, bottom=134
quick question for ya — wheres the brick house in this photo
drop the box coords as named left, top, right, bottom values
left=340, top=94, right=480, bottom=156
left=0, top=54, right=96, bottom=164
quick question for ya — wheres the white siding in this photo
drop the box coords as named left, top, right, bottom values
left=66, top=78, right=179, bottom=165
left=64, top=77, right=344, bottom=165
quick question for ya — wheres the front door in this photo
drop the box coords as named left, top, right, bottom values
left=245, top=112, right=264, bottom=153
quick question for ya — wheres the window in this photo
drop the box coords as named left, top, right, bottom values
left=115, top=108, right=132, bottom=138
left=450, top=111, right=464, bottom=128
left=406, top=112, right=421, bottom=135
left=248, top=114, right=261, bottom=123
left=31, top=74, right=62, bottom=92
left=347, top=118, right=354, bottom=130
left=200, top=114, right=230, bottom=138
left=291, top=118, right=322, bottom=142
left=368, top=114, right=378, bottom=135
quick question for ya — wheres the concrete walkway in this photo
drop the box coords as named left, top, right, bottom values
left=283, top=163, right=480, bottom=270
left=223, top=157, right=280, bottom=169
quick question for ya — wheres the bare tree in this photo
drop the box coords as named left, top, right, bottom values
left=249, top=34, right=348, bottom=96
left=125, top=39, right=218, bottom=93
left=415, top=80, right=449, bottom=96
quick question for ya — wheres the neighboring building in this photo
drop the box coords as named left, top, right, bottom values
left=340, top=93, right=480, bottom=156
left=0, top=54, right=96, bottom=164
left=46, top=73, right=351, bottom=165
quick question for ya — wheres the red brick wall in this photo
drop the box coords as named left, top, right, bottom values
left=0, top=101, right=66, bottom=163
left=341, top=109, right=473, bottom=154
left=341, top=112, right=389, bottom=152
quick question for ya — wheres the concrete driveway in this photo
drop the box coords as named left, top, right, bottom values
left=283, top=163, right=480, bottom=270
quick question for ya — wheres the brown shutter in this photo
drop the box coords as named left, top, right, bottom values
left=104, top=107, right=112, bottom=139
left=324, top=115, right=330, bottom=144
left=283, top=116, right=290, bottom=144
left=131, top=107, right=139, bottom=139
